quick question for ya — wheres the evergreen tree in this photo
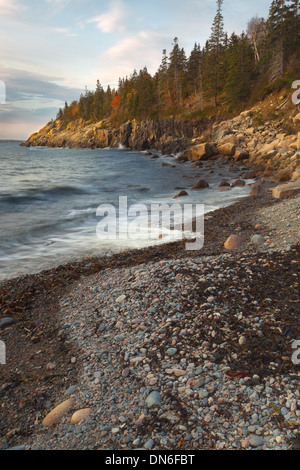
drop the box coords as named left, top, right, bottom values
left=204, top=0, right=226, bottom=106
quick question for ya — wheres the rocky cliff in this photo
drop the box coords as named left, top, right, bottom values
left=20, top=117, right=208, bottom=155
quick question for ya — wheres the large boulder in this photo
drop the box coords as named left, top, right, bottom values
left=217, top=143, right=236, bottom=157
left=180, top=143, right=213, bottom=161
left=272, top=181, right=300, bottom=199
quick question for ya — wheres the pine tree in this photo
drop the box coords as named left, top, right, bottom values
left=205, top=0, right=226, bottom=106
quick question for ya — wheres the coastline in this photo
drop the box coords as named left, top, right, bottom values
left=0, top=190, right=299, bottom=450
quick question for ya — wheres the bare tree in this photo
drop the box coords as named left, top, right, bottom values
left=247, top=16, right=266, bottom=63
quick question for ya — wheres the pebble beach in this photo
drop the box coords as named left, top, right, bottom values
left=0, top=188, right=299, bottom=451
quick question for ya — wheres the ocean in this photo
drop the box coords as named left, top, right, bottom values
left=0, top=141, right=252, bottom=280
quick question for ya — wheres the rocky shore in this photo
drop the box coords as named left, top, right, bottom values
left=0, top=189, right=299, bottom=451
left=20, top=93, right=300, bottom=187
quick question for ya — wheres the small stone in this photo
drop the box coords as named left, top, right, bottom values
left=248, top=435, right=264, bottom=447
left=144, top=439, right=155, bottom=450
left=224, top=234, right=242, bottom=250
left=46, top=363, right=57, bottom=371
left=251, top=235, right=265, bottom=246
left=0, top=317, right=14, bottom=329
left=145, top=391, right=162, bottom=408
left=111, top=428, right=120, bottom=434
left=116, top=295, right=126, bottom=303
left=239, top=336, right=247, bottom=346
left=42, top=398, right=76, bottom=426
left=166, top=348, right=177, bottom=357
left=70, top=408, right=92, bottom=425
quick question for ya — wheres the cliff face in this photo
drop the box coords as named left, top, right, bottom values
left=20, top=117, right=208, bottom=155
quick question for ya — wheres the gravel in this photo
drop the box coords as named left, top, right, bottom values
left=0, top=192, right=298, bottom=451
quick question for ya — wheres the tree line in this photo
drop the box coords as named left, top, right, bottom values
left=57, top=0, right=300, bottom=129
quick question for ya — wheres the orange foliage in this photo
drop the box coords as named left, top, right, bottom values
left=111, top=91, right=121, bottom=109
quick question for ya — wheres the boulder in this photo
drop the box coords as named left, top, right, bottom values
left=213, top=127, right=231, bottom=143
left=242, top=171, right=257, bottom=179
left=231, top=179, right=246, bottom=188
left=292, top=169, right=300, bottom=180
left=219, top=134, right=238, bottom=146
left=250, top=183, right=267, bottom=197
left=272, top=181, right=300, bottom=199
left=180, top=143, right=213, bottom=161
left=219, top=180, right=231, bottom=187
left=191, top=180, right=210, bottom=190
left=271, top=168, right=294, bottom=183
left=173, top=190, right=188, bottom=199
left=161, top=162, right=176, bottom=168
left=218, top=143, right=236, bottom=157
left=234, top=148, right=249, bottom=162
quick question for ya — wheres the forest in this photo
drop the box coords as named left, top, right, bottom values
left=56, top=0, right=300, bottom=129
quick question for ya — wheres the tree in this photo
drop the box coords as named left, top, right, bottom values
left=205, top=0, right=226, bottom=106
left=247, top=16, right=266, bottom=63
left=168, top=37, right=187, bottom=105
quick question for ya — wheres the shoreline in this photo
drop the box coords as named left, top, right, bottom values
left=0, top=190, right=299, bottom=450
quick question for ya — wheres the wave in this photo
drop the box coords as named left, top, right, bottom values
left=0, top=184, right=97, bottom=205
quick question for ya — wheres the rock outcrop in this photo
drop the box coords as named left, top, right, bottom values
left=21, top=117, right=207, bottom=156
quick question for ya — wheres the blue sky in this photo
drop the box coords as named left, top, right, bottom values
left=0, top=0, right=271, bottom=139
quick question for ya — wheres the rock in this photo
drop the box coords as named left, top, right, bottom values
left=191, top=180, right=209, bottom=190
left=173, top=369, right=186, bottom=377
left=180, top=143, right=214, bottom=161
left=239, top=336, right=247, bottom=346
left=219, top=180, right=231, bottom=187
left=145, top=391, right=162, bottom=408
left=251, top=235, right=265, bottom=246
left=272, top=181, right=300, bottom=199
left=234, top=148, right=249, bottom=162
left=46, top=363, right=57, bottom=371
left=161, top=162, right=176, bottom=168
left=231, top=179, right=246, bottom=188
left=297, top=131, right=300, bottom=150
left=272, top=168, right=294, bottom=183
left=213, top=127, right=231, bottom=143
left=144, top=439, right=155, bottom=450
left=250, top=183, right=267, bottom=197
left=42, top=398, right=76, bottom=426
left=70, top=408, right=92, bottom=425
left=224, top=235, right=242, bottom=250
left=0, top=317, right=14, bottom=329
left=166, top=348, right=178, bottom=357
left=292, top=169, right=300, bottom=180
left=248, top=435, right=264, bottom=447
left=242, top=171, right=257, bottom=179
left=218, top=143, right=236, bottom=157
left=116, top=295, right=126, bottom=303
left=215, top=186, right=231, bottom=192
left=173, top=190, right=188, bottom=199
left=64, top=386, right=77, bottom=396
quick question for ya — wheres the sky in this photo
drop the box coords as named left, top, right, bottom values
left=0, top=0, right=272, bottom=139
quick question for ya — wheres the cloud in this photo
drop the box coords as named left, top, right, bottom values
left=0, top=65, right=82, bottom=138
left=46, top=0, right=70, bottom=14
left=89, top=0, right=128, bottom=34
left=0, top=0, right=23, bottom=15
left=53, top=27, right=78, bottom=37
left=101, top=30, right=170, bottom=80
